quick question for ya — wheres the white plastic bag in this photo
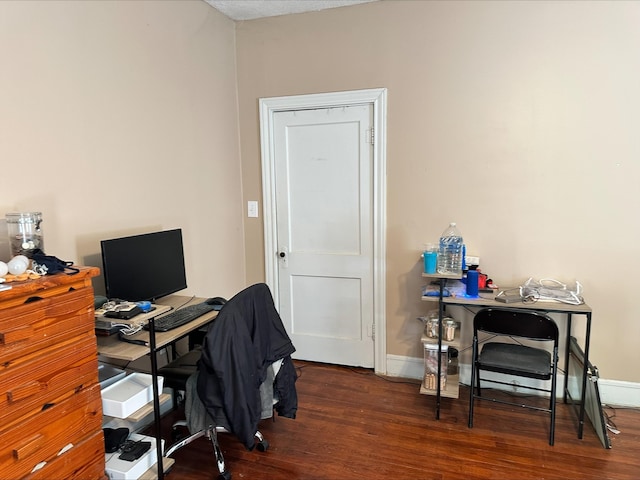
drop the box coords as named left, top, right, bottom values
left=519, top=278, right=584, bottom=305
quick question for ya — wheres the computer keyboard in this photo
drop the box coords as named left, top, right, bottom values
left=145, top=302, right=217, bottom=332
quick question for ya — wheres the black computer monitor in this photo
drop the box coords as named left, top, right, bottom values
left=100, top=229, right=188, bottom=302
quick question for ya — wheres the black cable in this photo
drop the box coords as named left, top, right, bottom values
left=118, top=331, right=148, bottom=346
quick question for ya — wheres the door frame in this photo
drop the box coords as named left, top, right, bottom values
left=259, top=88, right=387, bottom=374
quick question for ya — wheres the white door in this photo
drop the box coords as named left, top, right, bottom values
left=260, top=89, right=387, bottom=373
left=274, top=105, right=373, bottom=367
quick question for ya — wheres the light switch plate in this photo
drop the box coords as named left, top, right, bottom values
left=247, top=201, right=259, bottom=218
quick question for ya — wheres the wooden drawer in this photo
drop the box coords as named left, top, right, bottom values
left=0, top=384, right=104, bottom=480
left=0, top=287, right=95, bottom=366
left=0, top=333, right=99, bottom=428
left=0, top=268, right=98, bottom=310
left=24, top=430, right=107, bottom=480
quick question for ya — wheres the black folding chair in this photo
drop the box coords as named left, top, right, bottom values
left=468, top=307, right=559, bottom=445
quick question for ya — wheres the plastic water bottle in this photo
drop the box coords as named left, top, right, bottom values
left=437, top=222, right=464, bottom=275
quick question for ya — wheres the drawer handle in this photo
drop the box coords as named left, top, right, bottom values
left=25, top=296, right=43, bottom=304
left=0, top=325, right=34, bottom=345
left=7, top=380, right=44, bottom=403
left=13, top=433, right=44, bottom=460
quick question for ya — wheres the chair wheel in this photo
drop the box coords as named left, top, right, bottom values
left=218, top=471, right=231, bottom=480
left=256, top=439, right=269, bottom=452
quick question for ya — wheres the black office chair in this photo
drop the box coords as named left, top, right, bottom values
left=468, top=307, right=559, bottom=445
left=159, top=283, right=297, bottom=480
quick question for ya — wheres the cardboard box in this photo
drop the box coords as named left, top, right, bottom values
left=105, top=433, right=164, bottom=480
left=101, top=373, right=164, bottom=418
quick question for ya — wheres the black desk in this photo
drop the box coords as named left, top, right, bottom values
left=422, top=293, right=592, bottom=439
left=97, top=295, right=218, bottom=479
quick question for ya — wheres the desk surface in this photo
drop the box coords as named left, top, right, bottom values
left=96, top=295, right=217, bottom=362
left=422, top=292, right=592, bottom=314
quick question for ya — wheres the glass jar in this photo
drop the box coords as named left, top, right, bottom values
left=425, top=314, right=439, bottom=339
left=423, top=343, right=448, bottom=390
left=443, top=319, right=458, bottom=341
left=420, top=311, right=457, bottom=340
left=6, top=212, right=44, bottom=258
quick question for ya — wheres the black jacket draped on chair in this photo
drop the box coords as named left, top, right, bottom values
left=196, top=283, right=297, bottom=449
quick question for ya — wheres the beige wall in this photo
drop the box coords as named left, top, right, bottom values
left=236, top=0, right=640, bottom=382
left=0, top=1, right=247, bottom=300
left=1, top=0, right=637, bottom=385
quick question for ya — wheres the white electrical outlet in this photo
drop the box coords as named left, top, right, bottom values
left=247, top=201, right=259, bottom=218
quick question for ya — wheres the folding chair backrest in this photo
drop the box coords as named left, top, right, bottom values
left=474, top=308, right=558, bottom=343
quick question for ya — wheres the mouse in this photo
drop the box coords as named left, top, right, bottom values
left=205, top=297, right=227, bottom=310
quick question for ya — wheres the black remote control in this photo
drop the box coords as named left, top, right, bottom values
left=118, top=441, right=151, bottom=461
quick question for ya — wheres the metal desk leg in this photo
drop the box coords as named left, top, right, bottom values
left=563, top=313, right=572, bottom=404
left=148, top=319, right=165, bottom=480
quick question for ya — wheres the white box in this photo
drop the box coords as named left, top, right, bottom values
left=99, top=362, right=127, bottom=390
left=105, top=433, right=164, bottom=480
left=101, top=372, right=164, bottom=418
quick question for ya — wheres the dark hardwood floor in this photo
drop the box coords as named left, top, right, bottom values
left=154, top=361, right=640, bottom=480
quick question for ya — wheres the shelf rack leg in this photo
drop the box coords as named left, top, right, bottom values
left=435, top=278, right=444, bottom=420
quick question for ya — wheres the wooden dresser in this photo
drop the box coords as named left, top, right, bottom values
left=0, top=266, right=106, bottom=480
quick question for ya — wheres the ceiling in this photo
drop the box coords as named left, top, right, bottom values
left=204, top=0, right=377, bottom=21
